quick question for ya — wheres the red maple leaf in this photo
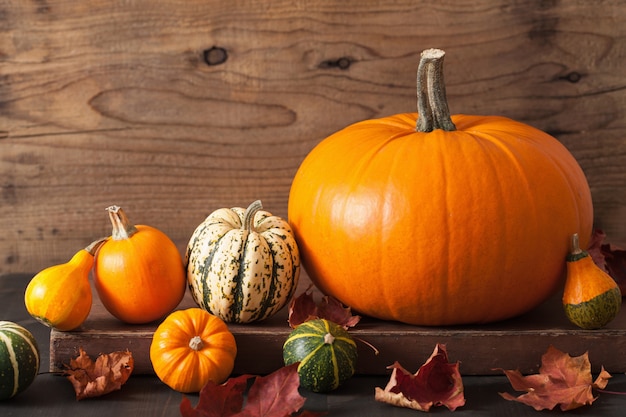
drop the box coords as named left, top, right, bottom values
left=498, top=345, right=612, bottom=411
left=180, top=363, right=326, bottom=417
left=288, top=287, right=360, bottom=329
left=64, top=347, right=134, bottom=400
left=588, top=229, right=626, bottom=295
left=374, top=343, right=465, bottom=412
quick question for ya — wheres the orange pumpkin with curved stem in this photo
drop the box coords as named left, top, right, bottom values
left=94, top=206, right=186, bottom=324
left=288, top=48, right=594, bottom=326
left=150, top=308, right=237, bottom=393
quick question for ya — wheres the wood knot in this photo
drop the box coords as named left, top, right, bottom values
left=559, top=71, right=583, bottom=83
left=319, top=57, right=353, bottom=70
left=203, top=47, right=228, bottom=66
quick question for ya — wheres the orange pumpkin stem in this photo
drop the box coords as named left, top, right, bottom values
left=188, top=335, right=204, bottom=351
left=106, top=205, right=139, bottom=240
left=416, top=48, right=456, bottom=133
left=242, top=200, right=263, bottom=232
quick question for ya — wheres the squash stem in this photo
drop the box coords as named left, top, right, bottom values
left=416, top=48, right=456, bottom=133
left=323, top=332, right=335, bottom=345
left=242, top=200, right=263, bottom=232
left=84, top=237, right=108, bottom=256
left=188, top=336, right=204, bottom=351
left=106, top=205, right=139, bottom=240
left=570, top=233, right=582, bottom=254
left=567, top=233, right=589, bottom=262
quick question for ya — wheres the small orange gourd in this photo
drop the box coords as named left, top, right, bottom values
left=94, top=206, right=186, bottom=324
left=150, top=308, right=237, bottom=393
left=24, top=238, right=105, bottom=331
left=563, top=233, right=622, bottom=329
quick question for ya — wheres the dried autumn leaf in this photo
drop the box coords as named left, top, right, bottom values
left=180, top=363, right=326, bottom=417
left=287, top=288, right=318, bottom=328
left=288, top=287, right=360, bottom=329
left=498, top=345, right=611, bottom=411
left=64, top=347, right=134, bottom=400
left=375, top=343, right=465, bottom=412
left=588, top=229, right=626, bottom=295
left=180, top=374, right=252, bottom=417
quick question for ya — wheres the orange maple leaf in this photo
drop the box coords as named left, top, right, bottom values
left=64, top=347, right=134, bottom=400
left=498, top=345, right=611, bottom=411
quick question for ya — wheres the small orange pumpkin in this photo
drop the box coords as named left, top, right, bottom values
left=150, top=308, right=237, bottom=393
left=288, top=49, right=594, bottom=325
left=94, top=206, right=186, bottom=324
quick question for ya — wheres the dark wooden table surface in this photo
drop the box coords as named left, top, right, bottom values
left=2, top=273, right=626, bottom=416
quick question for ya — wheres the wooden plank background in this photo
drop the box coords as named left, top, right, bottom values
left=1, top=0, right=625, bottom=275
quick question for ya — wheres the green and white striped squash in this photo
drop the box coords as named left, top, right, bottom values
left=0, top=321, right=40, bottom=400
left=283, top=318, right=357, bottom=393
left=186, top=200, right=300, bottom=324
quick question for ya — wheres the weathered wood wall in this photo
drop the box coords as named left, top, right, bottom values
left=1, top=0, right=625, bottom=275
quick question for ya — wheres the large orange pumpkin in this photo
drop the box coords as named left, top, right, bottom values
left=288, top=49, right=593, bottom=326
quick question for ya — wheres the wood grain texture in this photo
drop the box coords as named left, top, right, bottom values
left=1, top=0, right=625, bottom=274
left=49, top=270, right=626, bottom=376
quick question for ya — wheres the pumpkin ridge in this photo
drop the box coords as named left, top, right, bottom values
left=221, top=231, right=248, bottom=322
left=254, top=233, right=290, bottom=320
left=234, top=231, right=264, bottom=323
left=470, top=129, right=529, bottom=311
left=0, top=333, right=19, bottom=397
left=197, top=231, right=229, bottom=312
left=329, top=339, right=340, bottom=390
left=296, top=342, right=326, bottom=377
left=0, top=323, right=39, bottom=400
left=1, top=327, right=39, bottom=373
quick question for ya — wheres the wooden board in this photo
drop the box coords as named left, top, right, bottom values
left=50, top=273, right=626, bottom=376
left=2, top=0, right=626, bottom=276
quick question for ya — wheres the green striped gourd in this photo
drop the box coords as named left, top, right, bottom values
left=0, top=321, right=40, bottom=400
left=186, top=200, right=300, bottom=323
left=563, top=233, right=622, bottom=329
left=283, top=318, right=357, bottom=392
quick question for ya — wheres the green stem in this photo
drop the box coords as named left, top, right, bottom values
left=243, top=200, right=263, bottom=232
left=416, top=48, right=456, bottom=132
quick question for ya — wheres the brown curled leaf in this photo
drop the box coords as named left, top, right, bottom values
left=64, top=347, right=134, bottom=400
left=498, top=345, right=611, bottom=411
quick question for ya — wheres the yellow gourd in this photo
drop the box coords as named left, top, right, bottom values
left=563, top=233, right=622, bottom=329
left=24, top=238, right=105, bottom=331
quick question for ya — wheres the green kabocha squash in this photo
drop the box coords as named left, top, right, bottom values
left=0, top=321, right=40, bottom=400
left=563, top=233, right=622, bottom=329
left=186, top=200, right=300, bottom=323
left=283, top=318, right=357, bottom=393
